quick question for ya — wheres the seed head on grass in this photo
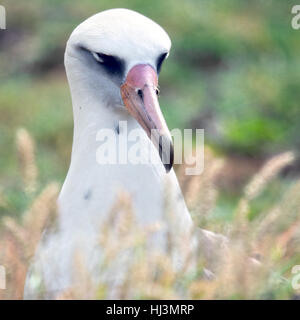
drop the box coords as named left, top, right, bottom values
left=16, top=128, right=38, bottom=194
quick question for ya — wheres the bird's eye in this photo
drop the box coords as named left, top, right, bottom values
left=92, top=52, right=125, bottom=77
left=156, top=52, right=169, bottom=74
left=92, top=52, right=104, bottom=63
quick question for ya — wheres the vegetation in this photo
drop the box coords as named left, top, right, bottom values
left=0, top=131, right=299, bottom=299
left=0, top=0, right=299, bottom=299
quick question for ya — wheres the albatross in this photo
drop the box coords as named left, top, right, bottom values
left=24, top=8, right=223, bottom=299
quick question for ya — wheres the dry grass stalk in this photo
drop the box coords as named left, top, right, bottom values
left=16, top=128, right=38, bottom=193
left=0, top=183, right=59, bottom=299
left=0, top=129, right=60, bottom=299
left=236, top=151, right=295, bottom=221
left=61, top=191, right=181, bottom=299
left=1, top=129, right=300, bottom=299
left=178, top=147, right=224, bottom=227
left=245, top=151, right=295, bottom=201
left=254, top=179, right=300, bottom=251
left=24, top=182, right=60, bottom=259
left=54, top=150, right=299, bottom=300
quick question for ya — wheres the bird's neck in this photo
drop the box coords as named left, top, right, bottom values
left=67, top=78, right=138, bottom=163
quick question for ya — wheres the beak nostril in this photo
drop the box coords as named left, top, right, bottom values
left=137, top=89, right=144, bottom=101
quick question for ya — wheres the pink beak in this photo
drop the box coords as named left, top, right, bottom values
left=121, top=64, right=173, bottom=172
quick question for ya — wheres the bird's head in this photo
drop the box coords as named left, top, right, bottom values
left=65, top=8, right=173, bottom=172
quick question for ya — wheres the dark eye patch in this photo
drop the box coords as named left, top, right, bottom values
left=156, top=52, right=168, bottom=74
left=78, top=46, right=125, bottom=79
left=94, top=52, right=125, bottom=77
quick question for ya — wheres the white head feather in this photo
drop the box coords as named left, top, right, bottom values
left=66, top=8, right=171, bottom=73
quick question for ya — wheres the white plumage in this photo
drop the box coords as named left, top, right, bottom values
left=24, top=9, right=223, bottom=299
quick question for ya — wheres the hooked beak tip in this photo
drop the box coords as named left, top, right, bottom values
left=158, top=134, right=174, bottom=173
left=164, top=162, right=173, bottom=173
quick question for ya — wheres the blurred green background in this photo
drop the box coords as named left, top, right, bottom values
left=0, top=0, right=299, bottom=213
left=1, top=1, right=300, bottom=300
